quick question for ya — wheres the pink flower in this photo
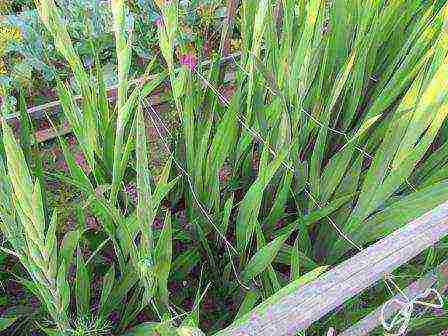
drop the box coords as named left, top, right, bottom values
left=55, top=158, right=69, bottom=172
left=179, top=52, right=198, bottom=71
left=74, top=151, right=91, bottom=173
left=155, top=16, right=164, bottom=28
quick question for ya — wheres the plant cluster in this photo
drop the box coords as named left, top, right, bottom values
left=0, top=0, right=227, bottom=105
left=1, top=0, right=448, bottom=335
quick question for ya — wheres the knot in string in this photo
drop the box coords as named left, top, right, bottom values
left=381, top=287, right=444, bottom=335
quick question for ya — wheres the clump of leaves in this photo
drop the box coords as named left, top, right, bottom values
left=153, top=0, right=448, bottom=333
left=1, top=2, right=115, bottom=96
left=0, top=0, right=178, bottom=334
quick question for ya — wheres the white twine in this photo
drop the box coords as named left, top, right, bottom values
left=380, top=287, right=444, bottom=335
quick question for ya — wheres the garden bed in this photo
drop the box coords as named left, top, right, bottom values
left=1, top=1, right=448, bottom=336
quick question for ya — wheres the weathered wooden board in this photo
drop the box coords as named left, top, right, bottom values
left=0, top=53, right=239, bottom=144
left=214, top=201, right=448, bottom=336
left=340, top=260, right=448, bottom=336
left=0, top=52, right=240, bottom=123
left=1, top=77, right=166, bottom=123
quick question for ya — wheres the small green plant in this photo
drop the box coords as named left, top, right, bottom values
left=1, top=2, right=115, bottom=96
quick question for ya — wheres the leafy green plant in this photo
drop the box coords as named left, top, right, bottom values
left=1, top=0, right=448, bottom=335
left=0, top=0, right=178, bottom=334
left=151, top=0, right=448, bottom=332
left=1, top=3, right=115, bottom=96
left=1, top=123, right=71, bottom=332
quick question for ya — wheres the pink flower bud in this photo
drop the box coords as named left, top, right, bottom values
left=179, top=52, right=198, bottom=71
left=155, top=17, right=164, bottom=28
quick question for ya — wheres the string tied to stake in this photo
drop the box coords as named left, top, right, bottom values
left=381, top=287, right=444, bottom=335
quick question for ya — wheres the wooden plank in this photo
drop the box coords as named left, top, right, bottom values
left=0, top=52, right=240, bottom=123
left=340, top=260, right=448, bottom=336
left=213, top=201, right=448, bottom=336
left=0, top=54, right=238, bottom=144
left=34, top=122, right=72, bottom=143
left=1, top=78, right=166, bottom=123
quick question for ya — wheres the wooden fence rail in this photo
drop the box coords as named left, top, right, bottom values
left=0, top=53, right=238, bottom=143
left=1, top=53, right=239, bottom=123
left=213, top=201, right=448, bottom=336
